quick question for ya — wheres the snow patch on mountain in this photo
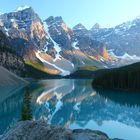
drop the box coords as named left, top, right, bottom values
left=42, top=44, right=48, bottom=52
left=4, top=27, right=9, bottom=36
left=72, top=41, right=79, bottom=50
left=81, top=61, right=85, bottom=65
left=35, top=51, right=70, bottom=76
left=114, top=28, right=120, bottom=34
left=113, top=19, right=139, bottom=35
left=109, top=50, right=140, bottom=60
left=44, top=22, right=62, bottom=62
left=16, top=6, right=30, bottom=12
left=118, top=53, right=140, bottom=60
left=10, top=19, right=15, bottom=22
left=73, top=23, right=87, bottom=30
left=119, top=21, right=132, bottom=31
left=0, top=12, right=3, bottom=15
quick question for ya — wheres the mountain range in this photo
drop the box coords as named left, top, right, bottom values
left=0, top=6, right=140, bottom=77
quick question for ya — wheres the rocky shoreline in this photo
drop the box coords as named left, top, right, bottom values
left=0, top=121, right=122, bottom=140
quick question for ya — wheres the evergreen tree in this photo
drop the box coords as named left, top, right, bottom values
left=21, top=87, right=32, bottom=121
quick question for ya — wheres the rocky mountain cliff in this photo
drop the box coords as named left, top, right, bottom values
left=0, top=6, right=48, bottom=56
left=0, top=7, right=108, bottom=76
left=44, top=16, right=108, bottom=61
left=1, top=6, right=140, bottom=76
left=91, top=17, right=140, bottom=56
left=0, top=28, right=25, bottom=76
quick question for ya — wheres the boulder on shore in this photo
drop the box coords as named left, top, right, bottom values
left=1, top=121, right=122, bottom=140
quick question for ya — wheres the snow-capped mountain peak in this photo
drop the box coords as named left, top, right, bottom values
left=73, top=23, right=87, bottom=30
left=0, top=12, right=3, bottom=15
left=16, top=5, right=31, bottom=12
left=2, top=6, right=140, bottom=76
left=92, top=23, right=101, bottom=30
left=91, top=15, right=140, bottom=57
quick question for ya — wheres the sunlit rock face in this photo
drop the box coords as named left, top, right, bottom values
left=45, top=17, right=108, bottom=62
left=45, top=16, right=74, bottom=50
left=0, top=7, right=49, bottom=56
left=2, top=6, right=138, bottom=75
left=44, top=16, right=108, bottom=70
left=1, top=6, right=140, bottom=73
left=73, top=23, right=106, bottom=60
left=0, top=8, right=107, bottom=74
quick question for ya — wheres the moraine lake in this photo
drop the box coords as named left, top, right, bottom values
left=0, top=79, right=140, bottom=140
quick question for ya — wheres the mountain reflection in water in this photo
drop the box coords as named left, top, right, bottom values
left=31, top=79, right=140, bottom=140
left=0, top=79, right=140, bottom=140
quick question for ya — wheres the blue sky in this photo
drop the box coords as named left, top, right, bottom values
left=1, top=0, right=140, bottom=29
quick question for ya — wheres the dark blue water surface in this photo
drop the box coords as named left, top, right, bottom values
left=0, top=79, right=140, bottom=140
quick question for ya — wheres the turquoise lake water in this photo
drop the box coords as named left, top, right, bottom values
left=0, top=79, right=140, bottom=140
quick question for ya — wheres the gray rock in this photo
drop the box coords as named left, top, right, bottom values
left=1, top=121, right=122, bottom=140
